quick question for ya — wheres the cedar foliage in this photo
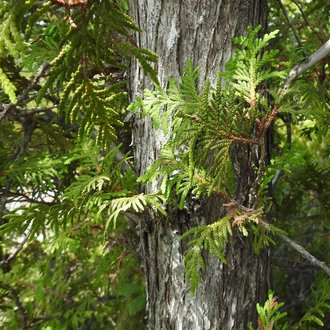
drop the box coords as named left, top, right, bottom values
left=132, top=27, right=287, bottom=294
left=0, top=0, right=157, bottom=328
left=0, top=0, right=329, bottom=329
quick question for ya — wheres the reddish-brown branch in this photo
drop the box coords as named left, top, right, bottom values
left=264, top=104, right=281, bottom=131
left=256, top=104, right=281, bottom=141
left=231, top=212, right=252, bottom=227
left=224, top=133, right=259, bottom=145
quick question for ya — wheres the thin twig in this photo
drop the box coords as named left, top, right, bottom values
left=0, top=231, right=31, bottom=269
left=271, top=169, right=283, bottom=192
left=276, top=0, right=307, bottom=56
left=277, top=233, right=330, bottom=277
left=0, top=62, right=50, bottom=123
left=291, top=0, right=323, bottom=42
left=251, top=139, right=267, bottom=208
left=6, top=191, right=56, bottom=206
left=225, top=133, right=259, bottom=145
left=0, top=182, right=11, bottom=225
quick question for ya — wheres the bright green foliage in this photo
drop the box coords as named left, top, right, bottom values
left=0, top=220, right=146, bottom=329
left=133, top=26, right=286, bottom=199
left=248, top=285, right=330, bottom=330
left=0, top=140, right=149, bottom=328
left=133, top=26, right=287, bottom=293
left=0, top=67, right=16, bottom=104
left=132, top=63, right=239, bottom=200
left=0, top=0, right=157, bottom=146
left=226, top=26, right=286, bottom=107
left=104, top=193, right=166, bottom=228
left=248, top=291, right=287, bottom=330
left=138, top=145, right=223, bottom=208
left=58, top=68, right=127, bottom=147
left=0, top=0, right=27, bottom=103
left=1, top=141, right=166, bottom=239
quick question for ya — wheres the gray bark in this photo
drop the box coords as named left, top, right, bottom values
left=128, top=1, right=269, bottom=329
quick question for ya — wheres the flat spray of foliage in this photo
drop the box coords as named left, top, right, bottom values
left=130, top=26, right=287, bottom=293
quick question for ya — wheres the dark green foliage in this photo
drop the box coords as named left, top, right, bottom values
left=180, top=216, right=232, bottom=294
left=296, top=280, right=330, bottom=328
left=0, top=0, right=159, bottom=327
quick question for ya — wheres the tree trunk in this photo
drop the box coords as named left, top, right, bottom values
left=128, top=1, right=269, bottom=329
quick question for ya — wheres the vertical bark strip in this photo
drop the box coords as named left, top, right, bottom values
left=128, top=1, right=269, bottom=329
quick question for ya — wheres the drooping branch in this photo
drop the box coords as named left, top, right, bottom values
left=277, top=233, right=330, bottom=277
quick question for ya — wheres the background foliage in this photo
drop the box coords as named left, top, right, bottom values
left=267, top=0, right=330, bottom=327
left=0, top=0, right=329, bottom=329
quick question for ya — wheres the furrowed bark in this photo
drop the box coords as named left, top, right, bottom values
left=128, top=1, right=269, bottom=328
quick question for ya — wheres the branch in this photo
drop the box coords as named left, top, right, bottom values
left=0, top=281, right=29, bottom=329
left=277, top=233, right=330, bottom=277
left=1, top=119, right=37, bottom=169
left=271, top=169, right=283, bottom=192
left=0, top=231, right=30, bottom=269
left=224, top=133, right=259, bottom=145
left=284, top=38, right=330, bottom=88
left=291, top=0, right=324, bottom=42
left=277, top=0, right=306, bottom=56
left=6, top=191, right=56, bottom=206
left=0, top=62, right=50, bottom=123
left=0, top=182, right=11, bottom=225
left=258, top=39, right=330, bottom=138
